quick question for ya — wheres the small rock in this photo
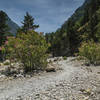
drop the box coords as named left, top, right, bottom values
left=95, top=87, right=100, bottom=94
left=25, top=74, right=31, bottom=78
left=16, top=96, right=23, bottom=100
left=35, top=93, right=40, bottom=97
left=4, top=60, right=10, bottom=63
left=97, top=72, right=100, bottom=74
left=0, top=63, right=3, bottom=66
left=84, top=96, right=89, bottom=100
left=0, top=74, right=6, bottom=78
left=60, top=98, right=64, bottom=100
left=80, top=89, right=85, bottom=92
left=16, top=74, right=24, bottom=78
left=46, top=64, right=56, bottom=72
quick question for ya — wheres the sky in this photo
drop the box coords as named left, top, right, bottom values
left=0, top=0, right=85, bottom=33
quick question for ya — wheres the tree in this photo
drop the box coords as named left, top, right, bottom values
left=0, top=11, right=9, bottom=46
left=45, top=0, right=100, bottom=57
left=21, top=12, right=39, bottom=33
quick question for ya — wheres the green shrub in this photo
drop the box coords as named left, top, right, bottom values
left=4, top=62, right=10, bottom=65
left=2, top=31, right=48, bottom=72
left=79, top=40, right=100, bottom=65
left=63, top=56, right=67, bottom=60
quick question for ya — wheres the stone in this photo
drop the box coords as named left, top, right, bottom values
left=46, top=67, right=56, bottom=72
left=84, top=96, right=89, bottom=100
left=46, top=64, right=56, bottom=72
left=97, top=72, right=100, bottom=74
left=0, top=63, right=3, bottom=66
left=0, top=74, right=6, bottom=78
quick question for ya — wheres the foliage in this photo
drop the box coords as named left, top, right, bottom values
left=2, top=31, right=48, bottom=72
left=63, top=56, right=67, bottom=60
left=0, top=11, right=10, bottom=46
left=79, top=41, right=100, bottom=65
left=45, top=32, right=56, bottom=55
left=45, top=29, right=70, bottom=56
left=20, top=12, right=39, bottom=33
left=46, top=0, right=100, bottom=57
left=4, top=61, right=10, bottom=65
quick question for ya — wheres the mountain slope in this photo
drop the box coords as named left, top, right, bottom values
left=6, top=15, right=19, bottom=36
left=46, top=0, right=100, bottom=56
left=0, top=10, right=19, bottom=36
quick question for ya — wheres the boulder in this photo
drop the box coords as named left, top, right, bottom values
left=46, top=64, right=56, bottom=72
left=4, top=60, right=10, bottom=64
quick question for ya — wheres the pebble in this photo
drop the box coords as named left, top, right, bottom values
left=0, top=57, right=100, bottom=100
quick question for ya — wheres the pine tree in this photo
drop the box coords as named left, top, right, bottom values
left=0, top=11, right=9, bottom=46
left=21, top=12, right=39, bottom=33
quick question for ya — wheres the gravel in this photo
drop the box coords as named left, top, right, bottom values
left=0, top=57, right=100, bottom=100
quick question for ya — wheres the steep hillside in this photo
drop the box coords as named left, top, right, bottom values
left=0, top=10, right=19, bottom=36
left=6, top=16, right=19, bottom=36
left=46, top=0, right=100, bottom=56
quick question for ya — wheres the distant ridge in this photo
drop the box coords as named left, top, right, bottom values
left=6, top=15, right=19, bottom=36
left=0, top=10, right=19, bottom=36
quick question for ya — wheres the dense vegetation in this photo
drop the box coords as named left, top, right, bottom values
left=79, top=41, right=100, bottom=65
left=45, top=0, right=100, bottom=58
left=0, top=12, right=48, bottom=72
left=2, top=31, right=48, bottom=72
left=0, top=0, right=100, bottom=72
left=0, top=11, right=11, bottom=47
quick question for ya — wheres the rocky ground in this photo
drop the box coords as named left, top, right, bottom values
left=0, top=57, right=100, bottom=100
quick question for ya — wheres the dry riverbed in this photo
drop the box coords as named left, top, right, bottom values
left=0, top=57, right=100, bottom=100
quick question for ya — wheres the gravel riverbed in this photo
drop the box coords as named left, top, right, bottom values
left=0, top=57, right=100, bottom=100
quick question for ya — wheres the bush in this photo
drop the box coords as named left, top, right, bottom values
left=4, top=61, right=10, bottom=65
left=2, top=31, right=48, bottom=72
left=63, top=56, right=67, bottom=60
left=79, top=41, right=100, bottom=65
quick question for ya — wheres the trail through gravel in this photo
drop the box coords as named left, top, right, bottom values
left=0, top=58, right=100, bottom=100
